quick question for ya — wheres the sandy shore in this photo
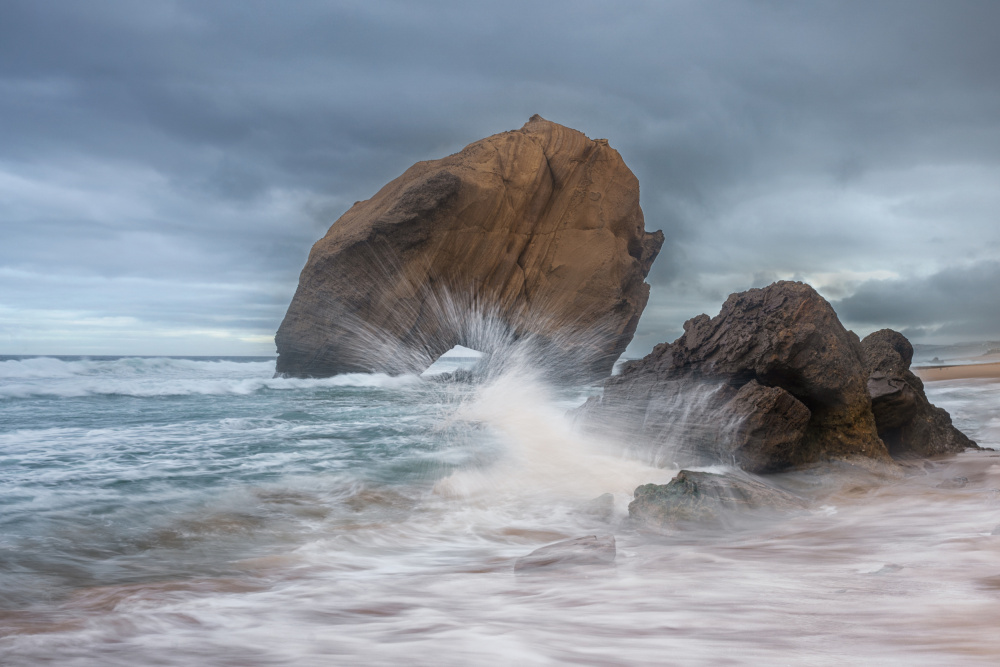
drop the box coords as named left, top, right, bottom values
left=913, top=361, right=1000, bottom=382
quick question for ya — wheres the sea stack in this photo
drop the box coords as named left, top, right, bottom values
left=275, top=115, right=664, bottom=379
left=582, top=281, right=977, bottom=473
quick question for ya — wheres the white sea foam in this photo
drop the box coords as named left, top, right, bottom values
left=0, top=356, right=422, bottom=398
left=3, top=352, right=1000, bottom=665
left=433, top=366, right=675, bottom=510
left=0, top=356, right=275, bottom=378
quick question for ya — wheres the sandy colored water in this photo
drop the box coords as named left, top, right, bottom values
left=4, top=450, right=1000, bottom=666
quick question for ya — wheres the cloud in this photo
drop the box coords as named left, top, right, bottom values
left=2, top=1, right=1000, bottom=353
left=834, top=260, right=1000, bottom=341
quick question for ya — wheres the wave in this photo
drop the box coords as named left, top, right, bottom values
left=0, top=356, right=276, bottom=379
left=0, top=356, right=423, bottom=399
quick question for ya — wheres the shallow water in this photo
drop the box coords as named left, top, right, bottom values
left=1, top=356, right=999, bottom=665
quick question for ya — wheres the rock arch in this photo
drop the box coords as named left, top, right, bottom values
left=275, top=116, right=663, bottom=380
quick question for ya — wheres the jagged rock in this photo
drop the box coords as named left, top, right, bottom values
left=513, top=535, right=616, bottom=571
left=628, top=471, right=805, bottom=527
left=275, top=115, right=663, bottom=379
left=862, top=329, right=977, bottom=456
left=583, top=281, right=889, bottom=472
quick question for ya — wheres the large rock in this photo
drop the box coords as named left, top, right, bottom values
left=583, top=281, right=890, bottom=472
left=629, top=470, right=805, bottom=527
left=275, top=116, right=663, bottom=379
left=862, top=329, right=977, bottom=456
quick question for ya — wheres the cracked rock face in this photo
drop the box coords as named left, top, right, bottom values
left=275, top=115, right=663, bottom=379
left=583, top=281, right=891, bottom=472
left=583, top=283, right=978, bottom=473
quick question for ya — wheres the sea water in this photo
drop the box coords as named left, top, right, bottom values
left=1, top=354, right=999, bottom=665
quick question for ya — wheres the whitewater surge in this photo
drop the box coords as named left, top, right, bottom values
left=0, top=355, right=420, bottom=398
left=2, top=355, right=1000, bottom=665
left=432, top=366, right=676, bottom=517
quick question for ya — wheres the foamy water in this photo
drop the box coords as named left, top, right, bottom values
left=1, top=356, right=999, bottom=665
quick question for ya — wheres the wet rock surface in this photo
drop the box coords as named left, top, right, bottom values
left=861, top=328, right=977, bottom=456
left=584, top=281, right=890, bottom=472
left=514, top=535, right=616, bottom=571
left=276, top=115, right=663, bottom=380
left=628, top=470, right=805, bottom=527
left=725, top=380, right=812, bottom=472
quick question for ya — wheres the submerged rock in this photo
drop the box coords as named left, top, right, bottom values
left=936, top=476, right=969, bottom=489
left=514, top=535, right=616, bottom=571
left=574, top=493, right=617, bottom=522
left=628, top=470, right=805, bottom=527
left=584, top=281, right=889, bottom=472
left=275, top=115, right=663, bottom=380
left=861, top=329, right=977, bottom=456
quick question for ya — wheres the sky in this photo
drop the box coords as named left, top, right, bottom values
left=2, top=0, right=999, bottom=356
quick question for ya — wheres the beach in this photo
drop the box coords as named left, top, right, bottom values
left=914, top=361, right=1000, bottom=382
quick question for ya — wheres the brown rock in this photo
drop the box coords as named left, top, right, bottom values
left=725, top=380, right=812, bottom=473
left=584, top=281, right=890, bottom=471
left=275, top=115, right=663, bottom=379
left=861, top=329, right=977, bottom=456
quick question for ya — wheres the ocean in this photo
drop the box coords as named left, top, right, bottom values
left=1, top=353, right=999, bottom=665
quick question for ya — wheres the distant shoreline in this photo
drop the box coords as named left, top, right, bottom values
left=913, top=361, right=1000, bottom=382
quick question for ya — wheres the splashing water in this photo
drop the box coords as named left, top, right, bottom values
left=1, top=347, right=1000, bottom=665
left=433, top=365, right=674, bottom=507
left=277, top=239, right=636, bottom=381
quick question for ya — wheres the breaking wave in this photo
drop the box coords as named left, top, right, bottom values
left=2, top=344, right=1000, bottom=665
left=0, top=356, right=421, bottom=399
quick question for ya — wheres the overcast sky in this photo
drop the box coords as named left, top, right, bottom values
left=2, top=0, right=999, bottom=356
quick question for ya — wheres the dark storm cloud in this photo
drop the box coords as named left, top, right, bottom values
left=835, top=261, right=1000, bottom=339
left=2, top=0, right=1000, bottom=352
